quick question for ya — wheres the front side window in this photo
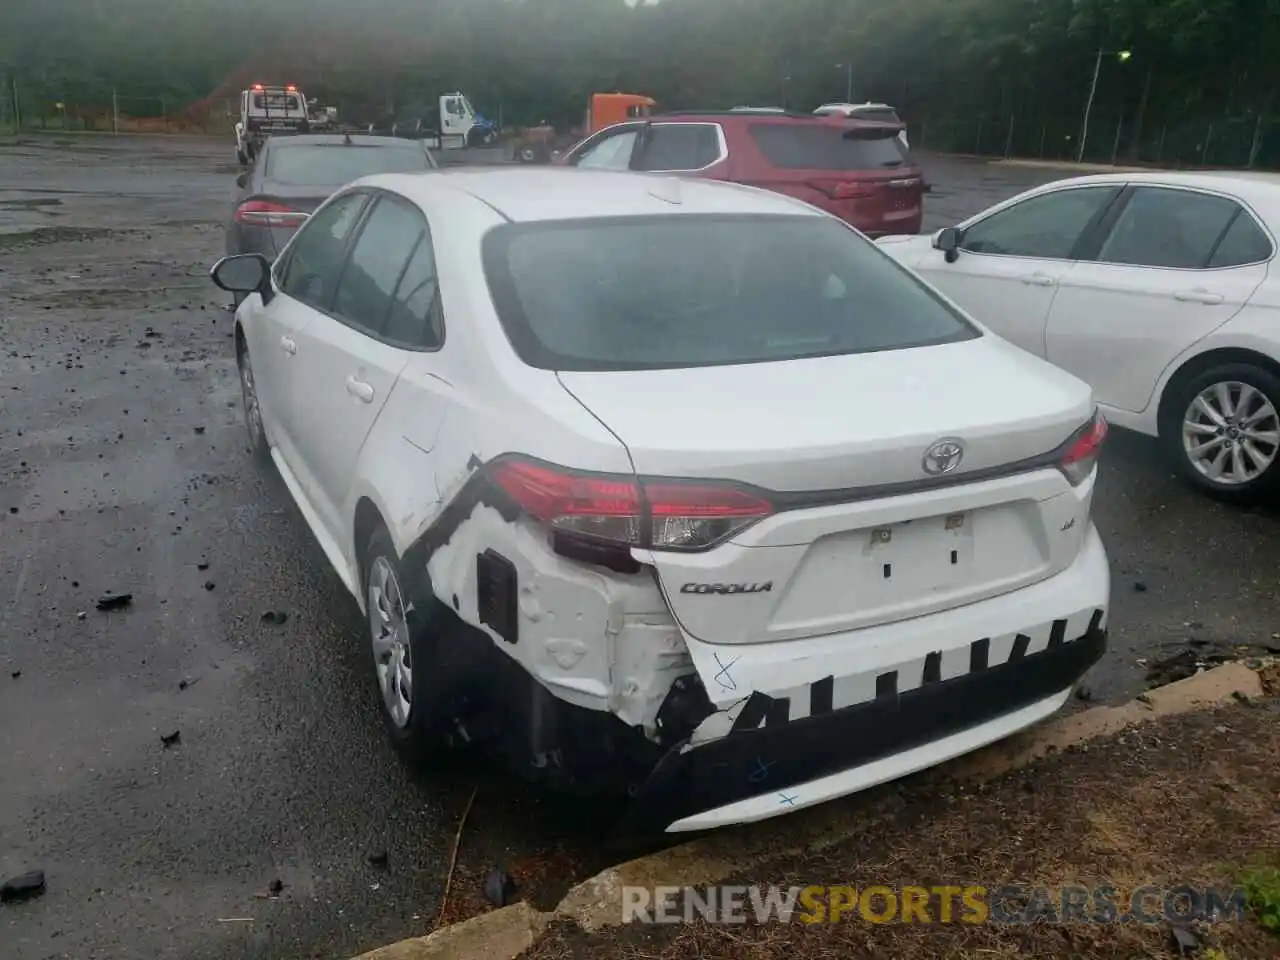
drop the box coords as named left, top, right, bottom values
left=331, top=195, right=426, bottom=333
left=573, top=130, right=639, bottom=170
left=277, top=192, right=369, bottom=308
left=960, top=186, right=1119, bottom=260
left=482, top=214, right=978, bottom=371
left=634, top=124, right=721, bottom=171
left=1096, top=187, right=1246, bottom=269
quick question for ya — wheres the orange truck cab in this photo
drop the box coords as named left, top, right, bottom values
left=585, top=93, right=656, bottom=135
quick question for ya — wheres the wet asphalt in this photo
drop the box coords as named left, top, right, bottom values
left=1, top=137, right=1279, bottom=960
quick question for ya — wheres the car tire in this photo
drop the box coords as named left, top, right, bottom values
left=1163, top=361, right=1280, bottom=505
left=362, top=525, right=459, bottom=764
left=235, top=339, right=271, bottom=465
left=517, top=144, right=537, bottom=163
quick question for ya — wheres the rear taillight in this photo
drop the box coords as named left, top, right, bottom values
left=487, top=456, right=773, bottom=552
left=234, top=200, right=309, bottom=228
left=807, top=179, right=872, bottom=200
left=1059, top=410, right=1108, bottom=486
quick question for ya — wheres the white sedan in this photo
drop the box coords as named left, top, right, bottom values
left=878, top=171, right=1280, bottom=504
left=209, top=167, right=1109, bottom=833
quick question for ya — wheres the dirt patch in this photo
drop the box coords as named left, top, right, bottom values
left=0, top=226, right=134, bottom=250
left=523, top=698, right=1280, bottom=959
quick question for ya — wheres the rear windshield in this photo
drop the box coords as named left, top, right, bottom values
left=749, top=124, right=908, bottom=170
left=482, top=214, right=977, bottom=372
left=253, top=94, right=301, bottom=111
left=264, top=144, right=432, bottom=186
left=849, top=107, right=901, bottom=124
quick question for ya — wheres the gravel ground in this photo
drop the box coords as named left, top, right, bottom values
left=2, top=135, right=1279, bottom=960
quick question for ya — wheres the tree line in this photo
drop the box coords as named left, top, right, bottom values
left=3, top=0, right=1280, bottom=165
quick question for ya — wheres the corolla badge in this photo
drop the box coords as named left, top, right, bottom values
left=922, top=437, right=965, bottom=476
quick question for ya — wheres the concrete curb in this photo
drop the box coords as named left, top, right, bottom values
left=351, top=662, right=1266, bottom=959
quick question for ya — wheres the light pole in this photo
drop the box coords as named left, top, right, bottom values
left=1078, top=48, right=1131, bottom=162
left=835, top=62, right=852, bottom=102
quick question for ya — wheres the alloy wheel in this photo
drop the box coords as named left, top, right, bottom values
left=368, top=556, right=413, bottom=729
left=1181, top=380, right=1280, bottom=486
left=239, top=352, right=264, bottom=449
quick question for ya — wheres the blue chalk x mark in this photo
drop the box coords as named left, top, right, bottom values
left=777, top=792, right=797, bottom=807
left=748, top=757, right=776, bottom=784
left=712, top=652, right=740, bottom=692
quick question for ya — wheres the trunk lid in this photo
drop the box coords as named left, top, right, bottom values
left=558, top=337, right=1098, bottom=644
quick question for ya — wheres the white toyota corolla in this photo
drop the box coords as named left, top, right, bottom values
left=210, top=167, right=1110, bottom=834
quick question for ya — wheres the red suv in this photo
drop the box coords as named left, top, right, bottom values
left=553, top=110, right=923, bottom=236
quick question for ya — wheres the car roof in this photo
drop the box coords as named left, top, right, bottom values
left=360, top=167, right=823, bottom=223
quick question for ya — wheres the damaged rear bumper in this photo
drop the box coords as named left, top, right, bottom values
left=623, top=616, right=1106, bottom=834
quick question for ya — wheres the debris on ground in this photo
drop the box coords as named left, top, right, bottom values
left=95, top=592, right=133, bottom=611
left=367, top=850, right=389, bottom=869
left=1, top=870, right=47, bottom=904
left=483, top=868, right=518, bottom=908
left=268, top=878, right=284, bottom=896
left=260, top=611, right=288, bottom=625
left=1170, top=923, right=1201, bottom=954
left=1145, top=646, right=1237, bottom=687
left=160, top=730, right=181, bottom=748
left=10, top=670, right=20, bottom=679
left=203, top=581, right=215, bottom=591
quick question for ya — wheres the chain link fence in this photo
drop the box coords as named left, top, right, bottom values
left=0, top=82, right=234, bottom=135
left=912, top=112, right=1280, bottom=169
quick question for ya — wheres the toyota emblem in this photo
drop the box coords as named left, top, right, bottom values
left=922, top=438, right=965, bottom=476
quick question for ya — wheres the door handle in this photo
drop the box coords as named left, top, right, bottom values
left=1019, top=273, right=1057, bottom=287
left=280, top=335, right=297, bottom=355
left=345, top=375, right=375, bottom=403
left=1174, top=288, right=1224, bottom=305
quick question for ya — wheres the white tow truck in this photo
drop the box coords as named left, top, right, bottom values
left=234, top=83, right=313, bottom=166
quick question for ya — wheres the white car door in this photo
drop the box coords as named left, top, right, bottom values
left=252, top=191, right=371, bottom=464
left=1045, top=185, right=1271, bottom=414
left=284, top=192, right=429, bottom=543
left=911, top=184, right=1123, bottom=356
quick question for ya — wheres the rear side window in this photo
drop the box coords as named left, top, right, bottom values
left=1096, top=187, right=1240, bottom=269
left=332, top=196, right=425, bottom=333
left=482, top=214, right=977, bottom=371
left=748, top=124, right=908, bottom=170
left=1208, top=211, right=1273, bottom=267
left=385, top=230, right=444, bottom=349
left=635, top=124, right=722, bottom=171
left=265, top=144, right=433, bottom=186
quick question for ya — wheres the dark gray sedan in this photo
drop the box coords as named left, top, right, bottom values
left=226, top=134, right=438, bottom=268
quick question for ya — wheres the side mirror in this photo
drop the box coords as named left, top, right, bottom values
left=933, top=226, right=961, bottom=263
left=235, top=171, right=250, bottom=188
left=210, top=254, right=270, bottom=295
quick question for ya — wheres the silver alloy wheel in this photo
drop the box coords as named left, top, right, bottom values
left=368, top=556, right=413, bottom=729
left=239, top=351, right=264, bottom=449
left=1181, top=380, right=1280, bottom=486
